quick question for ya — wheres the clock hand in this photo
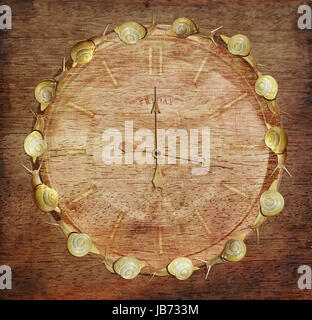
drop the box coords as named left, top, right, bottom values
left=118, top=143, right=207, bottom=167
left=151, top=87, right=164, bottom=189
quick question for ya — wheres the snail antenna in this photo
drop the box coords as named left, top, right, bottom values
left=21, top=163, right=33, bottom=174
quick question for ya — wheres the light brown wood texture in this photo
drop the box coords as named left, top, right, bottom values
left=0, top=0, right=311, bottom=299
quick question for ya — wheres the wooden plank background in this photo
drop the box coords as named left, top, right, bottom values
left=0, top=0, right=311, bottom=300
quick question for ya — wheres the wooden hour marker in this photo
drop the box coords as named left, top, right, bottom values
left=195, top=210, right=211, bottom=235
left=158, top=226, right=163, bottom=255
left=102, top=60, right=119, bottom=87
left=192, top=56, right=208, bottom=84
left=148, top=47, right=163, bottom=76
left=109, top=212, right=126, bottom=244
left=223, top=184, right=249, bottom=199
left=69, top=185, right=97, bottom=205
left=68, top=102, right=94, bottom=117
left=210, top=93, right=248, bottom=118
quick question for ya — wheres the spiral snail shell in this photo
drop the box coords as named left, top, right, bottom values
left=21, top=164, right=61, bottom=213
left=35, top=80, right=57, bottom=111
left=265, top=126, right=288, bottom=154
left=113, top=256, right=145, bottom=279
left=227, top=34, right=251, bottom=56
left=67, top=232, right=93, bottom=257
left=71, top=40, right=96, bottom=68
left=35, top=184, right=60, bottom=213
left=24, top=130, right=47, bottom=163
left=221, top=238, right=247, bottom=262
left=114, top=22, right=147, bottom=44
left=166, top=17, right=198, bottom=39
left=252, top=180, right=284, bottom=243
left=260, top=190, right=285, bottom=217
left=167, top=257, right=198, bottom=280
left=255, top=75, right=278, bottom=100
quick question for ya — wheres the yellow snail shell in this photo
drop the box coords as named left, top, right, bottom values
left=34, top=80, right=57, bottom=111
left=167, top=257, right=197, bottom=280
left=34, top=184, right=60, bottom=213
left=113, top=256, right=145, bottom=279
left=221, top=239, right=246, bottom=262
left=166, top=17, right=198, bottom=39
left=265, top=126, right=288, bottom=154
left=71, top=40, right=95, bottom=67
left=114, top=22, right=147, bottom=44
left=260, top=190, right=284, bottom=217
left=24, top=131, right=47, bottom=163
left=67, top=233, right=93, bottom=257
left=255, top=75, right=278, bottom=100
left=227, top=34, right=251, bottom=56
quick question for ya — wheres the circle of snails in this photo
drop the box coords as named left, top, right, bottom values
left=25, top=18, right=287, bottom=280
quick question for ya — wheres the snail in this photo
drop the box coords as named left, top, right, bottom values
left=113, top=256, right=145, bottom=279
left=35, top=58, right=68, bottom=111
left=167, top=257, right=199, bottom=280
left=67, top=232, right=93, bottom=257
left=21, top=163, right=61, bottom=213
left=71, top=24, right=114, bottom=67
left=220, top=34, right=257, bottom=71
left=252, top=180, right=284, bottom=243
left=265, top=123, right=291, bottom=177
left=255, top=73, right=278, bottom=101
left=197, top=235, right=246, bottom=279
left=24, top=130, right=47, bottom=163
left=114, top=21, right=147, bottom=44
left=166, top=17, right=198, bottom=39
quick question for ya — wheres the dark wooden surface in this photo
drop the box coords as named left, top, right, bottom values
left=0, top=0, right=312, bottom=300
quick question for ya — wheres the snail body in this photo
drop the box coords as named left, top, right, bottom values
left=113, top=256, right=145, bottom=279
left=255, top=74, right=278, bottom=100
left=35, top=59, right=67, bottom=111
left=167, top=257, right=199, bottom=280
left=252, top=180, right=285, bottom=243
left=24, top=130, right=47, bottom=163
left=265, top=123, right=291, bottom=176
left=198, top=236, right=246, bottom=279
left=21, top=164, right=61, bottom=214
left=67, top=232, right=93, bottom=257
left=221, top=34, right=257, bottom=71
left=166, top=17, right=198, bottom=39
left=114, top=21, right=147, bottom=44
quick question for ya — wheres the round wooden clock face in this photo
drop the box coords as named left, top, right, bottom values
left=44, top=26, right=276, bottom=270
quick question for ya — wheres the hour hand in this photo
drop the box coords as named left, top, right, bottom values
left=152, top=163, right=164, bottom=189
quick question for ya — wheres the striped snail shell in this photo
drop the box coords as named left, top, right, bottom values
left=167, top=257, right=197, bottom=280
left=260, top=190, right=284, bottom=217
left=67, top=233, right=93, bottom=257
left=34, top=184, right=60, bottom=213
left=227, top=34, right=251, bottom=56
left=35, top=80, right=57, bottom=111
left=221, top=239, right=246, bottom=262
left=113, top=256, right=145, bottom=279
left=24, top=131, right=47, bottom=163
left=114, top=22, right=147, bottom=44
left=166, top=17, right=198, bottom=39
left=255, top=75, right=278, bottom=100
left=265, top=126, right=288, bottom=154
left=71, top=40, right=96, bottom=67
